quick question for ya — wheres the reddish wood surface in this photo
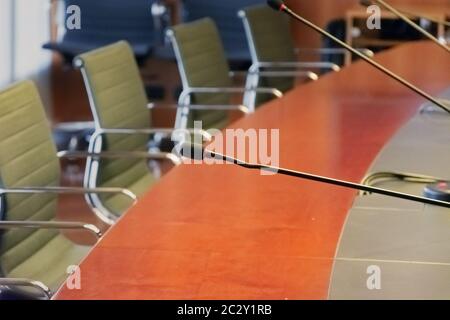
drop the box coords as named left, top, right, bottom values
left=56, top=42, right=450, bottom=300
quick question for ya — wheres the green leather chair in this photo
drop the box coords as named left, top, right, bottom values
left=238, top=5, right=342, bottom=105
left=0, top=81, right=134, bottom=299
left=167, top=18, right=283, bottom=131
left=73, top=41, right=190, bottom=224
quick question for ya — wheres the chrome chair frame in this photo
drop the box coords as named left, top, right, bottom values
left=78, top=127, right=212, bottom=224
left=250, top=61, right=340, bottom=73
left=0, top=193, right=104, bottom=299
left=0, top=278, right=52, bottom=300
left=238, top=9, right=374, bottom=93
left=244, top=62, right=321, bottom=103
left=166, top=29, right=284, bottom=131
left=243, top=49, right=374, bottom=85
left=295, top=47, right=374, bottom=57
left=238, top=9, right=341, bottom=74
left=75, top=55, right=212, bottom=224
left=238, top=9, right=341, bottom=105
left=244, top=64, right=321, bottom=103
left=176, top=87, right=283, bottom=130
left=0, top=184, right=136, bottom=227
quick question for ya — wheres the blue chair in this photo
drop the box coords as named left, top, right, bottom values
left=182, top=0, right=265, bottom=70
left=46, top=0, right=170, bottom=148
left=43, top=0, right=167, bottom=65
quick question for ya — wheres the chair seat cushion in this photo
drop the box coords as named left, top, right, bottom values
left=7, top=234, right=90, bottom=293
left=101, top=169, right=157, bottom=217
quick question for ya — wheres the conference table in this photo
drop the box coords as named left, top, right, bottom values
left=56, top=41, right=450, bottom=300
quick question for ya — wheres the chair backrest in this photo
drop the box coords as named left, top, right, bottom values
left=240, top=5, right=296, bottom=65
left=240, top=5, right=296, bottom=96
left=63, top=0, right=157, bottom=45
left=168, top=18, right=231, bottom=129
left=182, top=0, right=264, bottom=67
left=74, top=41, right=153, bottom=217
left=0, top=81, right=60, bottom=277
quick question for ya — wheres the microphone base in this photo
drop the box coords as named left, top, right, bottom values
left=424, top=182, right=450, bottom=202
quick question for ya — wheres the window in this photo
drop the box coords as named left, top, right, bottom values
left=0, top=0, right=51, bottom=96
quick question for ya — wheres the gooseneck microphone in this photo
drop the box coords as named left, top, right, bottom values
left=360, top=0, right=450, bottom=53
left=266, top=0, right=450, bottom=115
left=180, top=143, right=450, bottom=209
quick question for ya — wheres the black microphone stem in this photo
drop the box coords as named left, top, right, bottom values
left=206, top=150, right=450, bottom=209
left=277, top=4, right=450, bottom=115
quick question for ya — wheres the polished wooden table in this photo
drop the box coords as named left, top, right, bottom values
left=56, top=42, right=450, bottom=300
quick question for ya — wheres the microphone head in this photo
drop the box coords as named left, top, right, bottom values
left=179, top=142, right=205, bottom=161
left=267, top=0, right=285, bottom=11
left=359, top=0, right=373, bottom=7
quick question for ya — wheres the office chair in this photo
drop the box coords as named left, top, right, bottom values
left=182, top=0, right=266, bottom=70
left=239, top=5, right=341, bottom=105
left=73, top=41, right=204, bottom=224
left=46, top=0, right=174, bottom=165
left=0, top=81, right=135, bottom=299
left=43, top=0, right=168, bottom=65
left=167, top=18, right=283, bottom=132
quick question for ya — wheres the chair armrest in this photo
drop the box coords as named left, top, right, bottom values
left=250, top=70, right=319, bottom=80
left=177, top=87, right=283, bottom=116
left=252, top=61, right=341, bottom=72
left=178, top=87, right=283, bottom=111
left=58, top=150, right=182, bottom=166
left=296, top=47, right=374, bottom=57
left=148, top=103, right=248, bottom=112
left=0, top=186, right=137, bottom=205
left=0, top=220, right=102, bottom=238
left=179, top=104, right=251, bottom=114
left=251, top=87, right=284, bottom=98
left=0, top=278, right=52, bottom=299
left=90, top=128, right=212, bottom=142
left=179, top=87, right=283, bottom=98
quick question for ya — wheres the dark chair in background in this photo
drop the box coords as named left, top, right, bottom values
left=43, top=0, right=168, bottom=65
left=46, top=0, right=172, bottom=154
left=321, top=20, right=348, bottom=67
left=181, top=0, right=265, bottom=70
